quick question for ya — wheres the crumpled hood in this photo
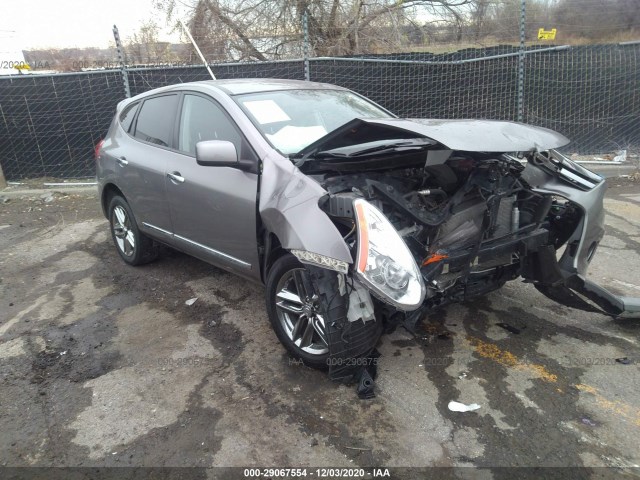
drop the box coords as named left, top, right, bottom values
left=296, top=118, right=570, bottom=156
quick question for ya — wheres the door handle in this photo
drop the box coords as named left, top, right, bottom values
left=116, top=156, right=128, bottom=166
left=167, top=172, right=185, bottom=184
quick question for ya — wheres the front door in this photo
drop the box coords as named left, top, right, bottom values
left=166, top=93, right=261, bottom=279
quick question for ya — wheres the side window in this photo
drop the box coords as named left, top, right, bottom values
left=119, top=102, right=139, bottom=133
left=178, top=94, right=247, bottom=157
left=134, top=95, right=178, bottom=147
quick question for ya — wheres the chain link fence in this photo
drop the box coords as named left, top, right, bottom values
left=0, top=71, right=124, bottom=180
left=1, top=42, right=638, bottom=179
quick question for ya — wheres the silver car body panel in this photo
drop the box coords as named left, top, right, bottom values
left=393, top=118, right=570, bottom=152
left=297, top=118, right=570, bottom=155
left=258, top=150, right=353, bottom=264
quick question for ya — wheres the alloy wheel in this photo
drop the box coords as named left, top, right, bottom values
left=275, top=268, right=329, bottom=356
left=112, top=205, right=136, bottom=257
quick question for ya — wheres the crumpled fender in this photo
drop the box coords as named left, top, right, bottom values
left=259, top=151, right=352, bottom=263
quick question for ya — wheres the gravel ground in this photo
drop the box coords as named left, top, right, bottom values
left=0, top=181, right=639, bottom=478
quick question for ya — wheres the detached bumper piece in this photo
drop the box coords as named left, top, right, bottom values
left=525, top=245, right=640, bottom=317
left=308, top=266, right=383, bottom=399
left=325, top=320, right=382, bottom=399
left=536, top=275, right=640, bottom=318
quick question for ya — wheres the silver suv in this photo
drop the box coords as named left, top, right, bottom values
left=96, top=79, right=639, bottom=388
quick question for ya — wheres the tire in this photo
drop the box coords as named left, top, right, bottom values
left=266, top=254, right=343, bottom=369
left=108, top=195, right=158, bottom=266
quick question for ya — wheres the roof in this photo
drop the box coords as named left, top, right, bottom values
left=191, top=78, right=347, bottom=95
left=120, top=78, right=348, bottom=110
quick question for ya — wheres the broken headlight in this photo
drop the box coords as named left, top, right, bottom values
left=353, top=199, right=425, bottom=310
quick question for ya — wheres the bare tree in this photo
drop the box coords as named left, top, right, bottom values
left=155, top=0, right=474, bottom=60
left=126, top=21, right=174, bottom=64
left=154, top=0, right=640, bottom=61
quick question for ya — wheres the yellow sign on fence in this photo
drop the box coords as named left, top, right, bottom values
left=538, top=28, right=557, bottom=40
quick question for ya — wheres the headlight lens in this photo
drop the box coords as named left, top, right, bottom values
left=354, top=199, right=425, bottom=310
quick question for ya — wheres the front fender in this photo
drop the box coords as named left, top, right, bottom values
left=259, top=151, right=352, bottom=264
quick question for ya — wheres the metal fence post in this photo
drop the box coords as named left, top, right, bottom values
left=302, top=12, right=310, bottom=81
left=517, top=0, right=526, bottom=123
left=113, top=25, right=131, bottom=98
left=0, top=162, right=7, bottom=189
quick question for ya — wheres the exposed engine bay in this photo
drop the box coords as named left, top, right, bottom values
left=281, top=118, right=640, bottom=397
left=310, top=146, right=614, bottom=331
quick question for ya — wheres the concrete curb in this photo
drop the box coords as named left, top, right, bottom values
left=0, top=186, right=98, bottom=198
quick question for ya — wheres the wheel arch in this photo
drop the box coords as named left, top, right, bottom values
left=101, top=183, right=125, bottom=219
left=261, top=231, right=288, bottom=284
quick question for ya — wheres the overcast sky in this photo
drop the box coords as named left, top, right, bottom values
left=1, top=0, right=181, bottom=51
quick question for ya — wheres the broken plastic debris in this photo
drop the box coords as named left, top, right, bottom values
left=496, top=322, right=522, bottom=334
left=616, top=357, right=632, bottom=365
left=185, top=297, right=198, bottom=306
left=613, top=150, right=627, bottom=163
left=581, top=417, right=597, bottom=427
left=448, top=401, right=481, bottom=412
left=60, top=351, right=67, bottom=356
left=459, top=372, right=468, bottom=379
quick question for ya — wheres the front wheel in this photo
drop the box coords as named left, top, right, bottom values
left=266, top=255, right=338, bottom=369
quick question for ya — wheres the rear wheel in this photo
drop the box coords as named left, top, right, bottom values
left=108, top=195, right=157, bottom=266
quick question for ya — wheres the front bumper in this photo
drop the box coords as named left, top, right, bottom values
left=523, top=156, right=640, bottom=317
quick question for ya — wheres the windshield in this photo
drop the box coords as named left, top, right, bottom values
left=235, top=89, right=391, bottom=155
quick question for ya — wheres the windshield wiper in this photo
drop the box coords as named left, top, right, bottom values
left=317, top=139, right=432, bottom=159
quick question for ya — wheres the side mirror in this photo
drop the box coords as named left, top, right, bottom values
left=196, top=140, right=239, bottom=167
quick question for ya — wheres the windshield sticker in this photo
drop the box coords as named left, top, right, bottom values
left=266, top=125, right=327, bottom=154
left=243, top=100, right=291, bottom=124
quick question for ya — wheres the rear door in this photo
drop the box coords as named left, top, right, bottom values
left=166, top=92, right=261, bottom=278
left=119, top=93, right=179, bottom=238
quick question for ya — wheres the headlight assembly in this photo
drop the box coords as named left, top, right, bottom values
left=353, top=198, right=425, bottom=310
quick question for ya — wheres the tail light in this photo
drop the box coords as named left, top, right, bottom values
left=94, top=139, right=105, bottom=160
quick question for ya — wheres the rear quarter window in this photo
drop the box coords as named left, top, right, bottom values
left=133, top=94, right=179, bottom=147
left=119, top=102, right=139, bottom=133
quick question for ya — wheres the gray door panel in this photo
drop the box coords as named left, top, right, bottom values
left=120, top=141, right=172, bottom=235
left=165, top=156, right=260, bottom=278
left=166, top=160, right=259, bottom=276
left=105, top=127, right=172, bottom=235
left=165, top=93, right=261, bottom=278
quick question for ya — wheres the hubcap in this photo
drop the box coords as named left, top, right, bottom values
left=275, top=268, right=329, bottom=356
left=112, top=205, right=135, bottom=257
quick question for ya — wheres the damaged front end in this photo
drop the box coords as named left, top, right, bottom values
left=262, top=117, right=640, bottom=397
left=301, top=119, right=640, bottom=322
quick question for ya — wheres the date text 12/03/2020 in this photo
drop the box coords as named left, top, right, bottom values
left=243, top=468, right=391, bottom=477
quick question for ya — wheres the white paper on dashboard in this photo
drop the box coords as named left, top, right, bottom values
left=266, top=125, right=327, bottom=154
left=243, top=100, right=291, bottom=124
